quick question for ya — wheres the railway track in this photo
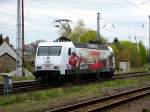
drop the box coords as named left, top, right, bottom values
left=114, top=71, right=149, bottom=79
left=50, top=86, right=150, bottom=112
left=0, top=80, right=51, bottom=95
left=0, top=71, right=149, bottom=95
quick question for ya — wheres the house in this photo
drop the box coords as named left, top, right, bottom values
left=24, top=44, right=36, bottom=56
left=0, top=41, right=17, bottom=73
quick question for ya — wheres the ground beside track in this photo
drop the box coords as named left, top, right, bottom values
left=0, top=76, right=150, bottom=112
left=107, top=95, right=150, bottom=112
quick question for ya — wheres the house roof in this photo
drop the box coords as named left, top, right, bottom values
left=0, top=42, right=17, bottom=60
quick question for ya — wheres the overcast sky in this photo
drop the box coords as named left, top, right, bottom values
left=0, top=0, right=150, bottom=47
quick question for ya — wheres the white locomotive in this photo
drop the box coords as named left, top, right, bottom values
left=34, top=41, right=115, bottom=81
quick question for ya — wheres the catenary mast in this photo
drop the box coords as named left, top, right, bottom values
left=16, top=0, right=25, bottom=76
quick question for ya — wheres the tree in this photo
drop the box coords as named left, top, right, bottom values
left=80, top=30, right=96, bottom=43
left=111, top=44, right=119, bottom=68
left=119, top=49, right=130, bottom=62
left=99, top=35, right=107, bottom=44
left=58, top=22, right=71, bottom=37
left=79, top=30, right=107, bottom=44
left=69, top=19, right=87, bottom=42
left=111, top=40, right=144, bottom=68
left=69, top=19, right=108, bottom=44
left=120, top=41, right=141, bottom=67
left=130, top=44, right=141, bottom=67
left=138, top=41, right=148, bottom=64
left=0, top=34, right=3, bottom=45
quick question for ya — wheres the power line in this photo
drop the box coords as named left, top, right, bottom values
left=125, top=0, right=150, bottom=13
left=1, top=0, right=149, bottom=27
left=23, top=24, right=54, bottom=37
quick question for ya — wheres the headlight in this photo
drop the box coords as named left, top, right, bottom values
left=37, top=66, right=42, bottom=69
left=54, top=66, right=59, bottom=69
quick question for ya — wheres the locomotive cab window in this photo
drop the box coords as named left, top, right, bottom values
left=68, top=47, right=75, bottom=55
left=68, top=48, right=71, bottom=55
left=37, top=46, right=62, bottom=56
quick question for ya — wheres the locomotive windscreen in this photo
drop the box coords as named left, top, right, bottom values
left=37, top=46, right=62, bottom=56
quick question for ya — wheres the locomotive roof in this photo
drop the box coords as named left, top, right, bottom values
left=38, top=42, right=109, bottom=50
left=74, top=43, right=109, bottom=50
left=38, top=42, right=73, bottom=46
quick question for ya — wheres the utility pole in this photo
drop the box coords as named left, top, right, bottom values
left=149, top=15, right=150, bottom=70
left=16, top=0, right=22, bottom=76
left=16, top=0, right=25, bottom=76
left=22, top=0, right=25, bottom=76
left=97, top=13, right=101, bottom=42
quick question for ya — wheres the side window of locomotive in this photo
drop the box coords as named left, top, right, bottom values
left=68, top=47, right=75, bottom=55
left=68, top=48, right=71, bottom=55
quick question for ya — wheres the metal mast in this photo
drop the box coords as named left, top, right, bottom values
left=96, top=13, right=100, bottom=42
left=149, top=15, right=150, bottom=70
left=22, top=0, right=25, bottom=76
left=16, top=0, right=24, bottom=76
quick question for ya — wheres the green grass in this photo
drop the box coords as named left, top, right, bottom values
left=130, top=65, right=149, bottom=72
left=115, top=65, right=148, bottom=74
left=0, top=76, right=150, bottom=112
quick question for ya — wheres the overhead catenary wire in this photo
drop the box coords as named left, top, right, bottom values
left=0, top=0, right=150, bottom=46
left=1, top=0, right=149, bottom=28
left=125, top=0, right=150, bottom=13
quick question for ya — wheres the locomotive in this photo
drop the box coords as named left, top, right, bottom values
left=33, top=40, right=115, bottom=81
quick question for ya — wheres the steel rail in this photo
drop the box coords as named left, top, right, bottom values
left=114, top=72, right=150, bottom=79
left=0, top=80, right=49, bottom=95
left=0, top=71, right=149, bottom=95
left=50, top=86, right=150, bottom=112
